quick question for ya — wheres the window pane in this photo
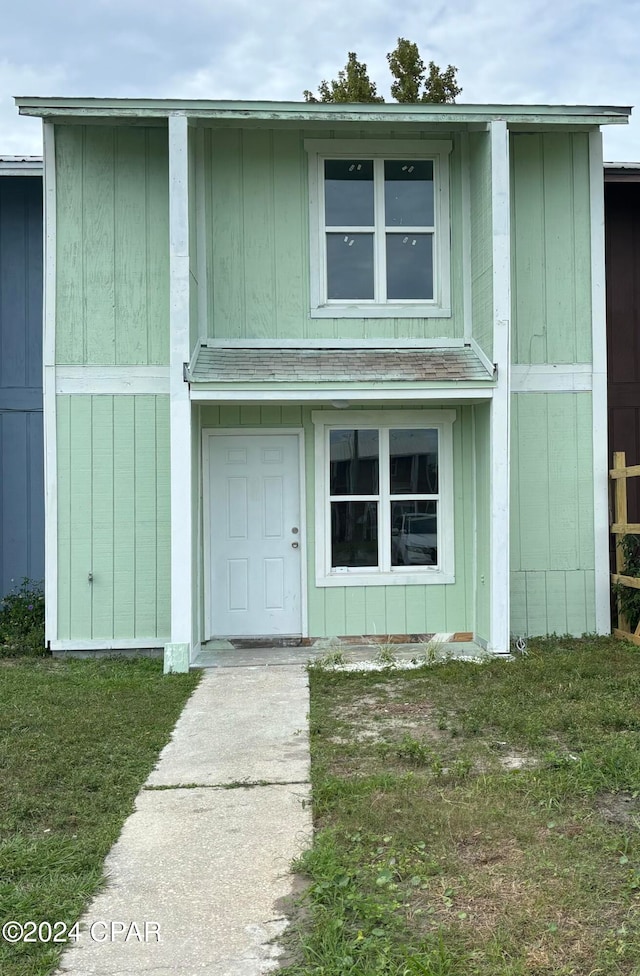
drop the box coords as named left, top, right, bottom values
left=330, top=429, right=379, bottom=495
left=327, top=233, right=374, bottom=300
left=386, top=233, right=433, bottom=300
left=384, top=160, right=434, bottom=227
left=324, top=160, right=374, bottom=226
left=391, top=501, right=437, bottom=566
left=389, top=429, right=438, bottom=494
left=331, top=501, right=378, bottom=567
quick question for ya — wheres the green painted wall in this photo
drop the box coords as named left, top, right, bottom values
left=204, top=128, right=465, bottom=341
left=56, top=394, right=170, bottom=641
left=469, top=132, right=493, bottom=360
left=55, top=124, right=170, bottom=365
left=199, top=403, right=475, bottom=638
left=473, top=403, right=491, bottom=642
left=510, top=132, right=592, bottom=365
left=510, top=391, right=595, bottom=636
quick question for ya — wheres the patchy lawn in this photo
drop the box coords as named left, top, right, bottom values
left=284, top=637, right=640, bottom=976
left=0, top=656, right=200, bottom=976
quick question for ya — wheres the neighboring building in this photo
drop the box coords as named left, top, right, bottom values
left=0, top=157, right=44, bottom=598
left=15, top=98, right=630, bottom=664
left=605, top=163, right=640, bottom=535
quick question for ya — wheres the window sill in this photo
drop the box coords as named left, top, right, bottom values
left=316, top=570, right=455, bottom=587
left=310, top=304, right=452, bottom=320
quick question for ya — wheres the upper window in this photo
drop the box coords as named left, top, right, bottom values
left=306, top=140, right=452, bottom=318
left=312, top=410, right=456, bottom=587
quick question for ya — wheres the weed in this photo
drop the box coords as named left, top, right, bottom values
left=0, top=579, right=46, bottom=657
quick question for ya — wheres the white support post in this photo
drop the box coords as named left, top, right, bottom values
left=42, top=121, right=58, bottom=648
left=488, top=120, right=511, bottom=653
left=589, top=129, right=611, bottom=635
left=166, top=113, right=193, bottom=673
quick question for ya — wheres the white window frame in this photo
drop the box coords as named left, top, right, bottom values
left=305, top=139, right=452, bottom=319
left=312, top=410, right=456, bottom=587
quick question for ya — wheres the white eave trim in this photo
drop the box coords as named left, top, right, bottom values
left=188, top=386, right=494, bottom=403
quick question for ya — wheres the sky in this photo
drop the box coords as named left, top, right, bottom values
left=2, top=0, right=639, bottom=161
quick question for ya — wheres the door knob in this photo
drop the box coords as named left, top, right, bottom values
left=291, top=541, right=299, bottom=549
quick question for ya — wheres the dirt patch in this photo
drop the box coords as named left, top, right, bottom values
left=595, top=792, right=640, bottom=826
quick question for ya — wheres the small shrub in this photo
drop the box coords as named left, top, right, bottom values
left=0, top=578, right=46, bottom=657
left=613, top=534, right=640, bottom=629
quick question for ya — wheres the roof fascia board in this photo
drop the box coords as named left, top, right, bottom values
left=15, top=98, right=631, bottom=127
left=0, top=157, right=43, bottom=176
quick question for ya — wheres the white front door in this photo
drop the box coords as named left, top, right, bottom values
left=208, top=433, right=302, bottom=637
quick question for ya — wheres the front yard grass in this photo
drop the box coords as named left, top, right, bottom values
left=285, top=637, right=640, bottom=976
left=0, top=656, right=200, bottom=976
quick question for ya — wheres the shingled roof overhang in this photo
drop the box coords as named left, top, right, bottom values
left=15, top=98, right=631, bottom=129
left=185, top=344, right=495, bottom=402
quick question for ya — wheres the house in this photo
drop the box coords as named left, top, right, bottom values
left=605, top=163, right=640, bottom=542
left=15, top=98, right=631, bottom=667
left=0, top=157, right=44, bottom=599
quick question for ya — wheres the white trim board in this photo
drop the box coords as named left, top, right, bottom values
left=589, top=129, right=611, bottom=636
left=488, top=119, right=511, bottom=654
left=189, top=387, right=494, bottom=403
left=51, top=639, right=166, bottom=651
left=55, top=366, right=170, bottom=395
left=202, top=338, right=467, bottom=349
left=168, top=113, right=195, bottom=653
left=43, top=121, right=58, bottom=646
left=510, top=365, right=593, bottom=392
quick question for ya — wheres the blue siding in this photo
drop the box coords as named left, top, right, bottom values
left=0, top=176, right=44, bottom=598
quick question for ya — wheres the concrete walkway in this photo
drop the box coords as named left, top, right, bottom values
left=55, top=665, right=312, bottom=976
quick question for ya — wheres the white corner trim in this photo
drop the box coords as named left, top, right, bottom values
left=168, top=113, right=194, bottom=652
left=589, top=129, right=611, bottom=635
left=55, top=366, right=170, bottom=395
left=510, top=364, right=593, bottom=392
left=488, top=119, right=511, bottom=653
left=43, top=121, right=57, bottom=645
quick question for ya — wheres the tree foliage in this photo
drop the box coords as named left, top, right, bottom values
left=304, top=38, right=461, bottom=104
left=303, top=52, right=383, bottom=104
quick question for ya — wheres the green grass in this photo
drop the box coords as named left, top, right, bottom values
left=282, top=637, right=640, bottom=976
left=0, top=656, right=200, bottom=976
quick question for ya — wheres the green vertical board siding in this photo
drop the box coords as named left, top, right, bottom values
left=510, top=570, right=595, bottom=637
left=469, top=132, right=493, bottom=360
left=511, top=132, right=592, bottom=364
left=510, top=392, right=595, bottom=636
left=188, top=127, right=199, bottom=348
left=205, top=128, right=464, bottom=341
left=56, top=395, right=170, bottom=641
left=474, top=403, right=491, bottom=642
left=55, top=125, right=169, bottom=365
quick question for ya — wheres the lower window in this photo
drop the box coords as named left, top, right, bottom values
left=313, top=411, right=456, bottom=586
